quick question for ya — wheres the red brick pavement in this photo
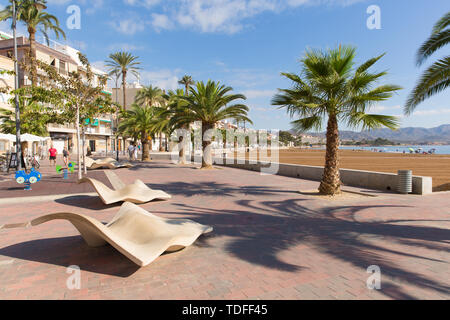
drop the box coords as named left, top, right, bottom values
left=0, top=159, right=449, bottom=300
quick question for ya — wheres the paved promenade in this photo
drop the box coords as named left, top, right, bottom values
left=0, top=158, right=449, bottom=299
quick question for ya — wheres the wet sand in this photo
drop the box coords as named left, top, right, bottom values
left=233, top=149, right=450, bottom=192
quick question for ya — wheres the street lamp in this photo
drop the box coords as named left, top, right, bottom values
left=11, top=0, right=47, bottom=171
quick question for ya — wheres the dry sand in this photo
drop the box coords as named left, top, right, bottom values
left=232, top=149, right=450, bottom=192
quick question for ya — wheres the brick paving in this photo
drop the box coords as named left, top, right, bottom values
left=0, top=158, right=449, bottom=300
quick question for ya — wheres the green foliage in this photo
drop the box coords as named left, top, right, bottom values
left=135, top=85, right=165, bottom=107
left=105, top=52, right=141, bottom=80
left=0, top=1, right=65, bottom=43
left=18, top=52, right=116, bottom=129
left=272, top=46, right=401, bottom=132
left=406, top=11, right=450, bottom=114
left=170, top=80, right=252, bottom=129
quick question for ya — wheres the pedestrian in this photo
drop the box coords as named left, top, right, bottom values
left=128, top=144, right=135, bottom=161
left=63, top=147, right=70, bottom=167
left=49, top=145, right=57, bottom=166
left=134, top=144, right=139, bottom=160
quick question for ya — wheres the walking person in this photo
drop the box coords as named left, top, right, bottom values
left=49, top=145, right=57, bottom=167
left=63, top=148, right=70, bottom=167
left=134, top=144, right=139, bottom=161
left=128, top=144, right=135, bottom=161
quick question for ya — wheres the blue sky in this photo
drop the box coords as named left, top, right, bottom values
left=1, top=0, right=449, bottom=131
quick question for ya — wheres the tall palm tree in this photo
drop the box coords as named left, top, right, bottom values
left=172, top=80, right=251, bottom=169
left=105, top=52, right=141, bottom=110
left=405, top=11, right=450, bottom=114
left=272, top=46, right=401, bottom=195
left=0, top=0, right=66, bottom=85
left=178, top=75, right=195, bottom=95
left=118, top=104, right=155, bottom=161
left=176, top=75, right=195, bottom=162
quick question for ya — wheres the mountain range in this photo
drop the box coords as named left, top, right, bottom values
left=303, top=124, right=450, bottom=144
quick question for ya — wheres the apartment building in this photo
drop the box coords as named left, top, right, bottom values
left=0, top=33, right=114, bottom=155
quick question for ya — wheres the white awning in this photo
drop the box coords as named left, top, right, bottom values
left=0, top=133, right=15, bottom=142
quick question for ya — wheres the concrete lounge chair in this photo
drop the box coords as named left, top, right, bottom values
left=0, top=202, right=213, bottom=267
left=78, top=177, right=171, bottom=205
left=85, top=157, right=133, bottom=170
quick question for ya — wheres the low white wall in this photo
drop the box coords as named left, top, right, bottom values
left=150, top=153, right=433, bottom=195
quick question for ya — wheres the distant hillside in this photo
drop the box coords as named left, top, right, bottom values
left=304, top=124, right=450, bottom=144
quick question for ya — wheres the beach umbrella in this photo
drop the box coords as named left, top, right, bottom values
left=20, top=134, right=49, bottom=142
left=408, top=148, right=415, bottom=152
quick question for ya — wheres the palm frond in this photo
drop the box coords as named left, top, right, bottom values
left=416, top=30, right=450, bottom=65
left=405, top=56, right=450, bottom=114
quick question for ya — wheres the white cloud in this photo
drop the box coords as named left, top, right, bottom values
left=91, top=61, right=108, bottom=73
left=124, top=0, right=162, bottom=7
left=110, top=18, right=147, bottom=35
left=139, top=69, right=182, bottom=91
left=151, top=13, right=174, bottom=32
left=107, top=43, right=144, bottom=51
left=243, top=89, right=276, bottom=99
left=120, top=0, right=368, bottom=34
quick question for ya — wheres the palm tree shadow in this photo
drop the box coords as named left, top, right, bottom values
left=147, top=181, right=299, bottom=198
left=168, top=198, right=450, bottom=299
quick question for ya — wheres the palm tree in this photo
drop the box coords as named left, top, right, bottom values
left=272, top=46, right=401, bottom=195
left=172, top=80, right=251, bottom=169
left=135, top=85, right=165, bottom=151
left=105, top=52, right=141, bottom=110
left=0, top=0, right=66, bottom=85
left=135, top=85, right=165, bottom=107
left=178, top=75, right=195, bottom=95
left=405, top=11, right=450, bottom=114
left=118, top=104, right=155, bottom=161
left=175, top=75, right=195, bottom=162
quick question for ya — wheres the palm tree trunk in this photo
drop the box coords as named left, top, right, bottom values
left=142, top=132, right=150, bottom=161
left=122, top=70, right=127, bottom=109
left=319, top=114, right=341, bottom=195
left=159, top=132, right=164, bottom=151
left=28, top=29, right=37, bottom=86
left=201, top=122, right=213, bottom=169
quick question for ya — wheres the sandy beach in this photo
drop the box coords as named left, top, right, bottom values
left=234, top=148, right=450, bottom=192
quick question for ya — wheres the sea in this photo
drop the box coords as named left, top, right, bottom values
left=339, top=145, right=450, bottom=155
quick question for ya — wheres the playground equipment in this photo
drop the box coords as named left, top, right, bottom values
left=15, top=168, right=42, bottom=191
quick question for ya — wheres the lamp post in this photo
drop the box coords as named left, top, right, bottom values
left=11, top=0, right=47, bottom=171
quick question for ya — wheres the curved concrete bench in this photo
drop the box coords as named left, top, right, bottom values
left=1, top=202, right=213, bottom=267
left=79, top=177, right=171, bottom=205
left=85, top=157, right=133, bottom=170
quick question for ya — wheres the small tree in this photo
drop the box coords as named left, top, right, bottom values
left=22, top=53, right=115, bottom=179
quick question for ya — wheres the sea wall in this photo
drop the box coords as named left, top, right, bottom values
left=149, top=152, right=433, bottom=195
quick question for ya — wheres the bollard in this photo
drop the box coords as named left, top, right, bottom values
left=398, top=170, right=412, bottom=194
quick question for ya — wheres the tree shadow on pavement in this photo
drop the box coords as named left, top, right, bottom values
left=165, top=198, right=450, bottom=300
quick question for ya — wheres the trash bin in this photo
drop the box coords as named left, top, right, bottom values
left=398, top=170, right=412, bottom=194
